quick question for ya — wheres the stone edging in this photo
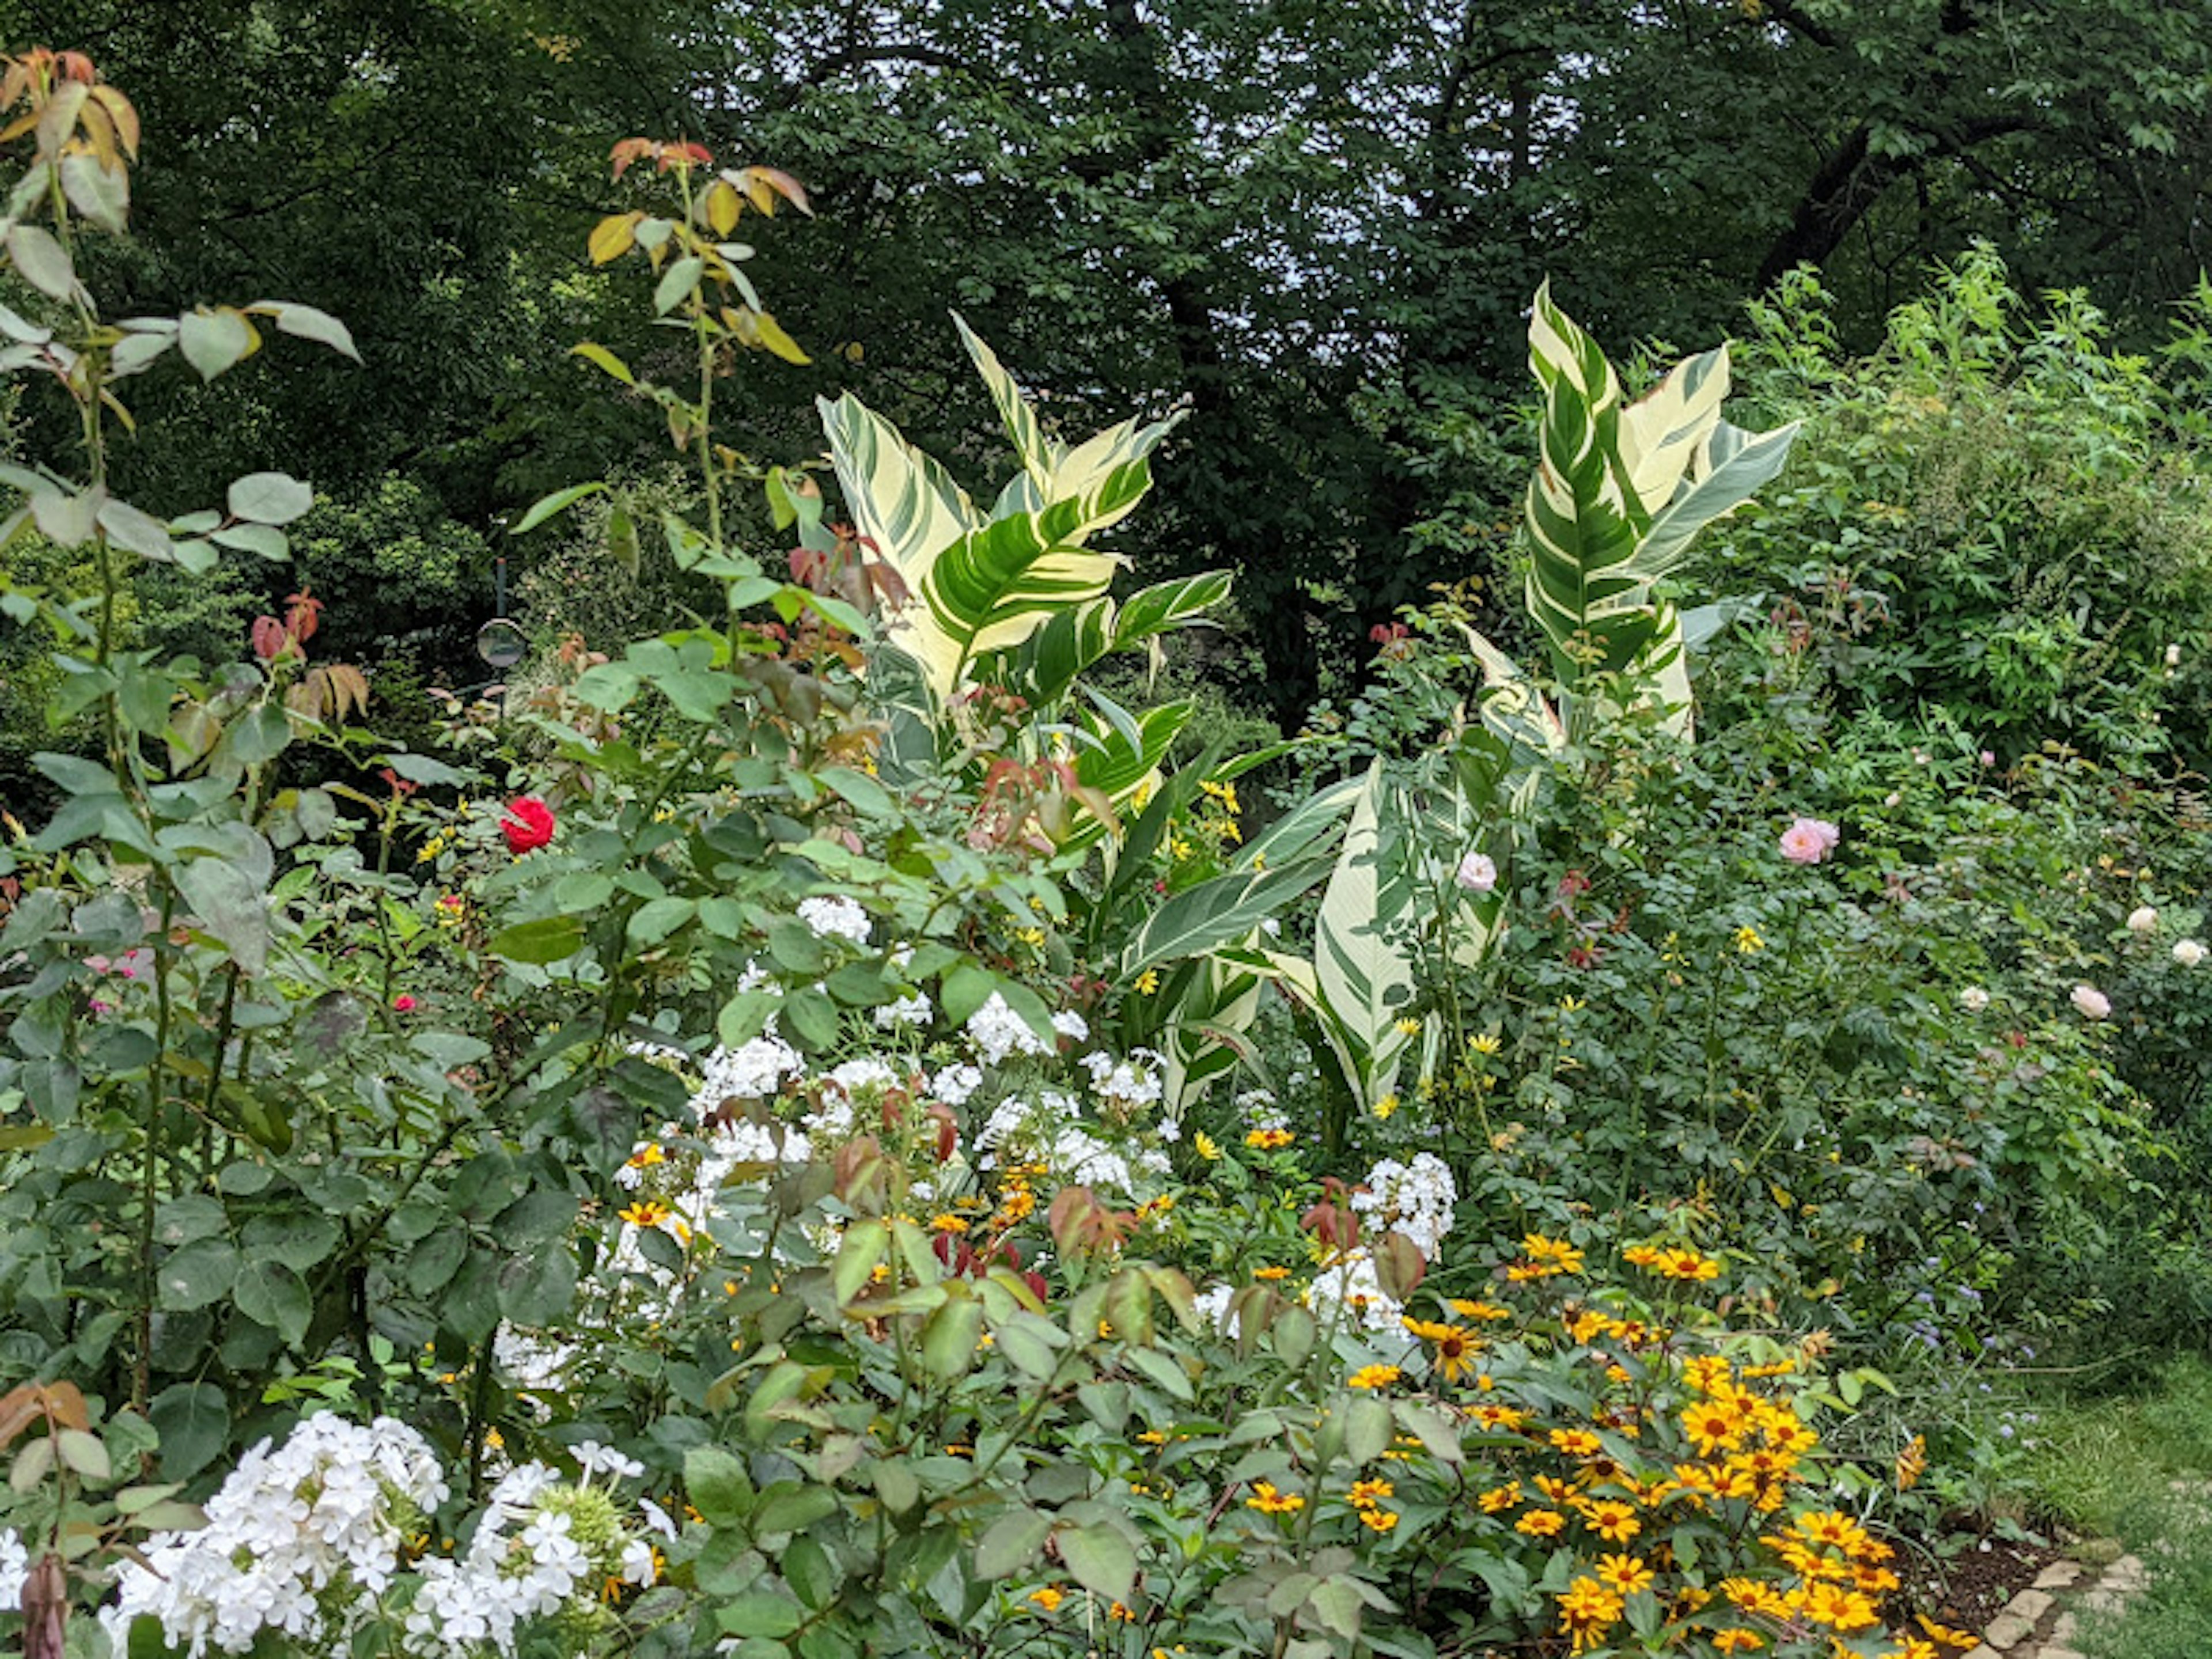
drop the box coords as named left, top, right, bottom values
left=1959, top=1546, right=2147, bottom=1659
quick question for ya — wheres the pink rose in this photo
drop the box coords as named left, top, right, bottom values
left=1455, top=852, right=1498, bottom=893
left=1779, top=817, right=1841, bottom=866
left=392, top=994, right=418, bottom=1013
left=2070, top=984, right=2111, bottom=1020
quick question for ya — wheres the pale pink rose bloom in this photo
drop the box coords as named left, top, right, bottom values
left=2070, top=984, right=2111, bottom=1020
left=1980, top=750, right=1997, bottom=767
left=1455, top=851, right=1498, bottom=893
left=1779, top=817, right=1841, bottom=865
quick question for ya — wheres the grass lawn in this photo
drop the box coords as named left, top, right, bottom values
left=2018, top=1358, right=2212, bottom=1657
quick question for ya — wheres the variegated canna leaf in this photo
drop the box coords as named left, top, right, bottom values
left=1522, top=282, right=1797, bottom=730
left=1312, top=762, right=1419, bottom=1104
left=816, top=391, right=979, bottom=593
left=956, top=313, right=1184, bottom=522
left=911, top=459, right=1150, bottom=697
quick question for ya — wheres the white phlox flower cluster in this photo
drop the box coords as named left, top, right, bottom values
left=931, top=1063, right=983, bottom=1106
left=691, top=1033, right=803, bottom=1113
left=1351, top=1152, right=1458, bottom=1260
left=105, top=1414, right=450, bottom=1657
left=107, top=1414, right=671, bottom=1659
left=1082, top=1048, right=1164, bottom=1118
left=399, top=1459, right=662, bottom=1657
left=796, top=895, right=870, bottom=945
left=1306, top=1251, right=1404, bottom=1336
left=964, top=994, right=1052, bottom=1064
left=0, top=1526, right=24, bottom=1613
left=1237, top=1089, right=1288, bottom=1132
left=873, top=992, right=933, bottom=1030
left=973, top=1089, right=1168, bottom=1194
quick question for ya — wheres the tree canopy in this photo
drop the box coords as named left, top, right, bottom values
left=5, top=0, right=2208, bottom=713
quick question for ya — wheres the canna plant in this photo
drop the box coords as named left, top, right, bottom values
left=819, top=316, right=1232, bottom=824
left=1255, top=287, right=1802, bottom=1124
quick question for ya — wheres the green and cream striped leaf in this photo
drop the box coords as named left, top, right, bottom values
left=817, top=391, right=979, bottom=592
left=1153, top=953, right=1271, bottom=1112
left=1617, top=344, right=1730, bottom=512
left=1120, top=857, right=1336, bottom=980
left=1233, top=772, right=1363, bottom=873
left=1637, top=416, right=1799, bottom=579
left=956, top=313, right=1184, bottom=522
left=1313, top=763, right=1419, bottom=1096
left=1524, top=292, right=1654, bottom=675
left=998, top=570, right=1230, bottom=708
left=1072, top=698, right=1195, bottom=802
left=909, top=460, right=1150, bottom=698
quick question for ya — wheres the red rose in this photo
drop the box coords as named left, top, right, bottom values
left=500, top=796, right=556, bottom=854
left=391, top=994, right=417, bottom=1013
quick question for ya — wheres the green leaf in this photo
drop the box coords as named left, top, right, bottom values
left=491, top=916, right=586, bottom=965
left=816, top=766, right=895, bottom=819
left=654, top=256, right=704, bottom=315
left=97, top=499, right=175, bottom=562
left=920, top=1294, right=984, bottom=1380
left=497, top=1245, right=578, bottom=1326
left=226, top=471, right=314, bottom=526
left=60, top=152, right=127, bottom=232
left=147, top=1383, right=228, bottom=1481
left=1056, top=1524, right=1136, bottom=1603
left=156, top=1237, right=238, bottom=1310
left=717, top=1593, right=805, bottom=1640
left=685, top=1445, right=753, bottom=1526
left=975, top=1510, right=1054, bottom=1580
left=571, top=342, right=635, bottom=385
left=1313, top=763, right=1418, bottom=1099
left=868, top=1460, right=919, bottom=1514
left=511, top=481, right=606, bottom=536
left=212, top=522, right=289, bottom=559
left=251, top=300, right=361, bottom=362
left=173, top=858, right=270, bottom=976
left=1306, top=1578, right=1365, bottom=1640
left=1343, top=1395, right=1393, bottom=1465
left=55, top=1427, right=111, bottom=1483
left=6, top=223, right=75, bottom=301
left=178, top=308, right=256, bottom=381
left=234, top=1259, right=312, bottom=1344
left=627, top=896, right=696, bottom=946
left=755, top=1483, right=840, bottom=1534
left=1119, top=857, right=1335, bottom=979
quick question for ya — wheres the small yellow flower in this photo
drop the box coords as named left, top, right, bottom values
left=1014, top=927, right=1046, bottom=948
left=1358, top=1507, right=1399, bottom=1533
left=1346, top=1478, right=1395, bottom=1509
left=624, top=1143, right=667, bottom=1170
left=1245, top=1482, right=1305, bottom=1515
left=1194, top=1131, right=1222, bottom=1161
left=1734, top=924, right=1765, bottom=954
left=1245, top=1128, right=1294, bottom=1150
left=931, top=1213, right=969, bottom=1234
left=1253, top=1265, right=1290, bottom=1281
left=618, top=1199, right=671, bottom=1228
left=1028, top=1587, right=1064, bottom=1613
left=1372, top=1092, right=1399, bottom=1121
left=1347, top=1363, right=1402, bottom=1390
left=1135, top=969, right=1160, bottom=995
left=1595, top=1554, right=1654, bottom=1596
left=1469, top=1033, right=1502, bottom=1056
left=1393, top=1017, right=1421, bottom=1036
